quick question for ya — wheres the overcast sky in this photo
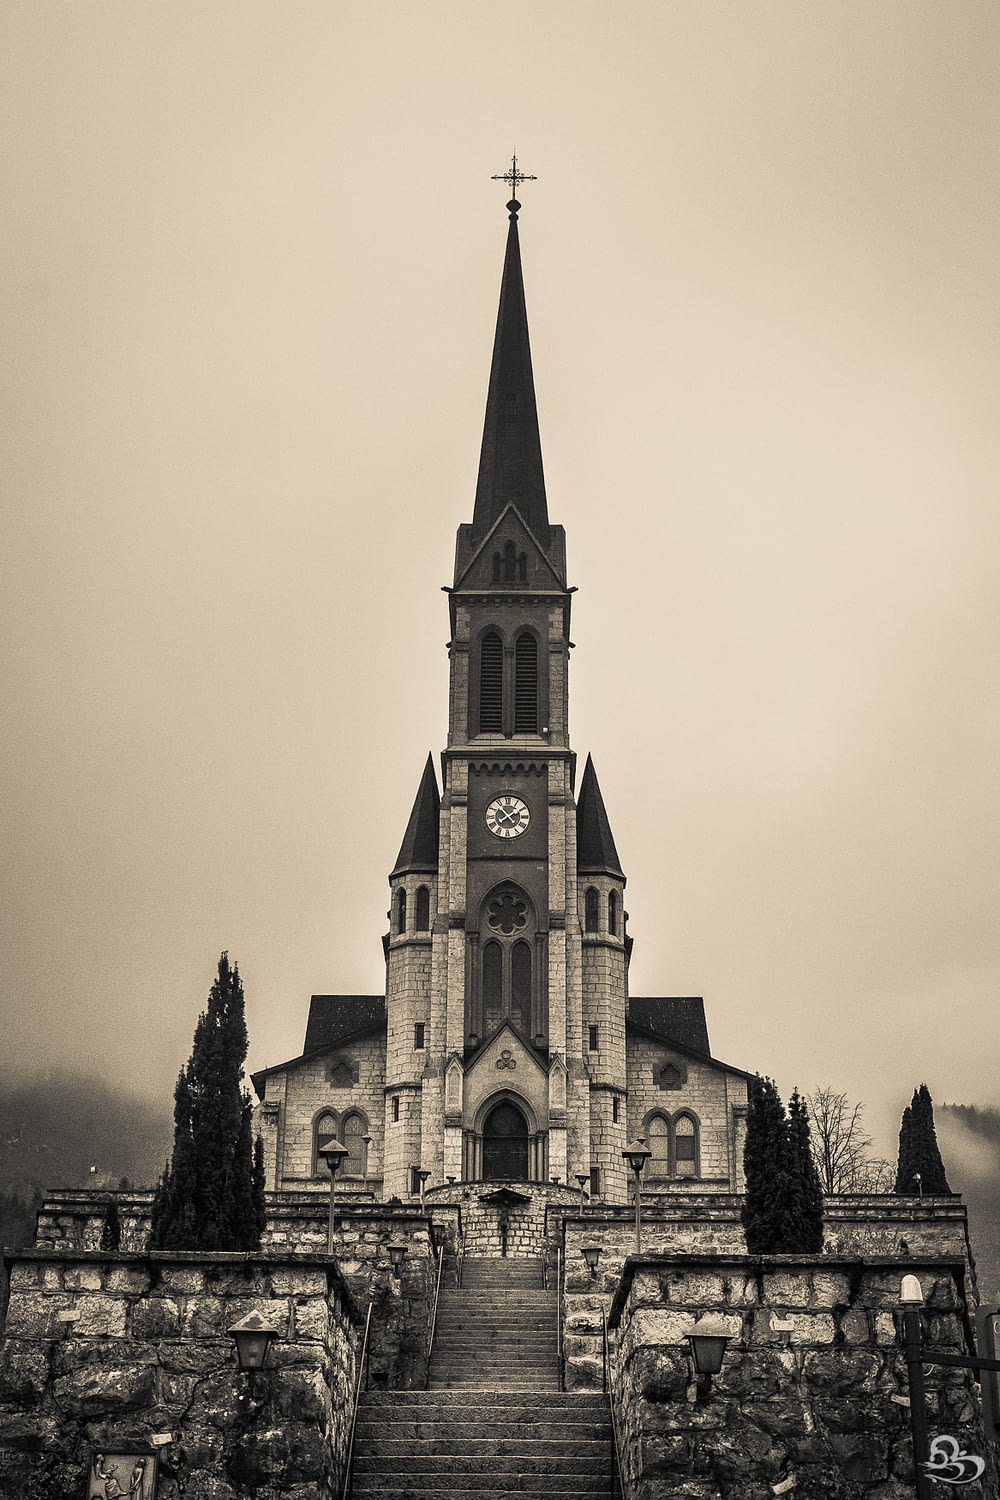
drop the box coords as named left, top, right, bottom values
left=4, top=2, right=998, bottom=1161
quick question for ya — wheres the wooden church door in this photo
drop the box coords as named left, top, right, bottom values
left=482, top=1101, right=529, bottom=1180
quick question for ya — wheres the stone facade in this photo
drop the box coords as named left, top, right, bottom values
left=603, top=1253, right=990, bottom=1500
left=250, top=191, right=754, bottom=1211
left=0, top=1250, right=360, bottom=1499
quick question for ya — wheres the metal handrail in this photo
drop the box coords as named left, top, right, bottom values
left=555, top=1242, right=563, bottom=1390
left=426, top=1231, right=446, bottom=1358
left=602, top=1304, right=627, bottom=1499
left=340, top=1301, right=373, bottom=1500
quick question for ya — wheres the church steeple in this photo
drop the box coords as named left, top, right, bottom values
left=471, top=197, right=549, bottom=548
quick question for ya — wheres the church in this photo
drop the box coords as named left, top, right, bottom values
left=251, top=185, right=752, bottom=1208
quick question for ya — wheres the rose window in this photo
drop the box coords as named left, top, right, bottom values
left=486, top=891, right=527, bottom=934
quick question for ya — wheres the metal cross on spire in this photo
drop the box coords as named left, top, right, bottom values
left=491, top=153, right=536, bottom=212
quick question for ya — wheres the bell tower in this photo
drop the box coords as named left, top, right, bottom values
left=382, top=182, right=629, bottom=1198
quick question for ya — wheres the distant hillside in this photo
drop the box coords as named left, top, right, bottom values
left=938, top=1104, right=1000, bottom=1307
left=0, top=1069, right=172, bottom=1249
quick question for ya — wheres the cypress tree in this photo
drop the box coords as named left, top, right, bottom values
left=150, top=953, right=266, bottom=1250
left=895, top=1083, right=951, bottom=1195
left=786, top=1089, right=824, bottom=1252
left=742, top=1075, right=792, bottom=1253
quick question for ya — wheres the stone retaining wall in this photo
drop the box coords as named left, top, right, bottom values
left=0, top=1250, right=360, bottom=1499
left=603, top=1253, right=991, bottom=1500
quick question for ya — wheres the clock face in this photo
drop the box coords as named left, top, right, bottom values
left=485, top=795, right=531, bottom=839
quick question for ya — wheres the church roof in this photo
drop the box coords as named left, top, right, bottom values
left=303, top=994, right=386, bottom=1053
left=576, top=754, right=624, bottom=876
left=391, top=753, right=440, bottom=876
left=471, top=198, right=549, bottom=549
left=628, top=996, right=711, bottom=1056
left=250, top=995, right=386, bottom=1099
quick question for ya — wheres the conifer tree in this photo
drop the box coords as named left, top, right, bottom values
left=150, top=953, right=265, bottom=1250
left=894, top=1083, right=951, bottom=1195
left=742, top=1075, right=792, bottom=1253
left=742, top=1077, right=825, bottom=1253
left=786, top=1089, right=824, bottom=1252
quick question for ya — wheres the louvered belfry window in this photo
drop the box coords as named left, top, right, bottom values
left=479, top=632, right=503, bottom=732
left=514, top=632, right=537, bottom=732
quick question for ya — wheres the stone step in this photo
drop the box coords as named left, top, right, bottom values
left=356, top=1439, right=609, bottom=1460
left=356, top=1420, right=611, bottom=1441
left=356, top=1453, right=610, bottom=1473
left=351, top=1474, right=610, bottom=1493
left=364, top=1386, right=605, bottom=1398
left=352, top=1489, right=610, bottom=1500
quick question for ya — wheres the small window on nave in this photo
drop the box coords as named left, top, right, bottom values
left=675, top=1113, right=698, bottom=1177
left=646, top=1114, right=669, bottom=1178
left=313, top=1111, right=338, bottom=1176
left=342, top=1112, right=368, bottom=1176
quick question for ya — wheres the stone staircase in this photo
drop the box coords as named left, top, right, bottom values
left=350, top=1255, right=615, bottom=1499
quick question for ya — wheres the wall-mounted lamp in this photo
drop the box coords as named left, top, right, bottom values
left=387, top=1240, right=409, bottom=1277
left=685, top=1313, right=732, bottom=1395
left=621, top=1139, right=652, bottom=1253
left=581, top=1242, right=602, bottom=1280
left=228, top=1310, right=280, bottom=1396
left=317, top=1137, right=350, bottom=1252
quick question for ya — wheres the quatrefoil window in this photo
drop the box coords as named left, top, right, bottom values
left=486, top=892, right=527, bottom=934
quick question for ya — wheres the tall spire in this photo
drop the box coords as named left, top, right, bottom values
left=471, top=192, right=549, bottom=544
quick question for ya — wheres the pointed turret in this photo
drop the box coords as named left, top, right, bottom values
left=576, top=754, right=624, bottom=877
left=471, top=198, right=549, bottom=547
left=391, top=754, right=440, bottom=876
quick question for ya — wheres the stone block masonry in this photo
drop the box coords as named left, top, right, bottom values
left=0, top=1250, right=361, bottom=1499
left=605, top=1253, right=992, bottom=1500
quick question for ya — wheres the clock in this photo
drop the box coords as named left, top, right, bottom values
left=485, top=795, right=531, bottom=839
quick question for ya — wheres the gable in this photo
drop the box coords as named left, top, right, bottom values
left=453, top=504, right=566, bottom=593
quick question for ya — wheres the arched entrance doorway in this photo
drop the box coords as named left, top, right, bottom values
left=482, top=1101, right=529, bottom=1180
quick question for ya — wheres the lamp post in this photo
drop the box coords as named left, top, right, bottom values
left=898, top=1275, right=998, bottom=1495
left=317, top=1136, right=349, bottom=1253
left=621, top=1139, right=652, bottom=1254
left=575, top=1172, right=589, bottom=1209
left=362, top=1134, right=372, bottom=1195
left=417, top=1168, right=431, bottom=1209
left=581, top=1242, right=602, bottom=1280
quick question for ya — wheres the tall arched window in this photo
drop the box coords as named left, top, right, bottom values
left=608, top=890, right=619, bottom=936
left=479, top=632, right=503, bottom=732
left=415, top=886, right=430, bottom=931
left=483, top=940, right=503, bottom=1034
left=584, top=887, right=599, bottom=933
left=503, top=540, right=517, bottom=581
left=342, top=1112, right=368, bottom=1177
left=514, top=633, right=537, bottom=732
left=395, top=887, right=407, bottom=935
left=511, top=942, right=532, bottom=1033
left=313, top=1110, right=339, bottom=1176
left=475, top=885, right=535, bottom=1043
left=647, top=1114, right=669, bottom=1178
